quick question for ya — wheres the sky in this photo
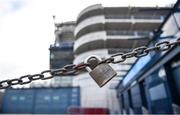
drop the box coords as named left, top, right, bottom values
left=0, top=0, right=177, bottom=83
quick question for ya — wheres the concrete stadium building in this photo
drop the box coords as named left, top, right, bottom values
left=73, top=4, right=170, bottom=113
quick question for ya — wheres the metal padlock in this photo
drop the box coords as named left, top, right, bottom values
left=84, top=55, right=117, bottom=87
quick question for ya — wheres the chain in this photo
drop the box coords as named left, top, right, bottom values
left=0, top=63, right=89, bottom=89
left=101, top=39, right=180, bottom=64
left=0, top=39, right=179, bottom=89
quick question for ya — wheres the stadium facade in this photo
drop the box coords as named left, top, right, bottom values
left=73, top=4, right=170, bottom=113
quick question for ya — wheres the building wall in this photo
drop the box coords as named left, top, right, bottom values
left=73, top=4, right=170, bottom=113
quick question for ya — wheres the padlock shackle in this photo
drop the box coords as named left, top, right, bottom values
left=84, top=55, right=102, bottom=64
left=84, top=55, right=102, bottom=72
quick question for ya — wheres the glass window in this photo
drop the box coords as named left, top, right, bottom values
left=72, top=94, right=77, bottom=97
left=161, top=16, right=179, bottom=37
left=44, top=96, right=50, bottom=101
left=174, top=13, right=180, bottom=28
left=71, top=99, right=77, bottom=102
left=72, top=89, right=78, bottom=92
left=11, top=96, right=17, bottom=101
left=50, top=53, right=54, bottom=59
left=53, top=96, right=59, bottom=100
left=149, top=83, right=167, bottom=101
left=123, top=54, right=151, bottom=86
left=19, top=96, right=26, bottom=101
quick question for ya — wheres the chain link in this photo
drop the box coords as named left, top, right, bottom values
left=133, top=46, right=148, bottom=57
left=0, top=39, right=179, bottom=89
left=19, top=75, right=32, bottom=85
left=155, top=41, right=171, bottom=51
left=63, top=64, right=78, bottom=75
left=0, top=80, right=10, bottom=89
left=41, top=70, right=54, bottom=80
left=51, top=68, right=66, bottom=76
left=99, top=57, right=114, bottom=64
left=110, top=52, right=126, bottom=64
left=28, top=74, right=44, bottom=81
left=7, top=79, right=22, bottom=86
left=121, top=51, right=136, bottom=59
left=74, top=62, right=90, bottom=70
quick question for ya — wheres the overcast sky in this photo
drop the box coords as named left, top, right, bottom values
left=0, top=0, right=177, bottom=82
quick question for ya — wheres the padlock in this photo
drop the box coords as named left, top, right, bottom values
left=84, top=55, right=117, bottom=87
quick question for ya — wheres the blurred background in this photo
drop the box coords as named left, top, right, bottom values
left=0, top=0, right=179, bottom=114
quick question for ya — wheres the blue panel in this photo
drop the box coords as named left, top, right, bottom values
left=123, top=54, right=151, bottom=86
left=1, top=87, right=80, bottom=114
left=2, top=89, right=34, bottom=113
left=34, top=87, right=80, bottom=114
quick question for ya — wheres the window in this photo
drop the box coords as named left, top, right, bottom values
left=173, top=13, right=180, bottom=28
left=19, top=96, right=26, bottom=101
left=149, top=83, right=167, bottom=101
left=53, top=96, right=59, bottom=100
left=44, top=96, right=50, bottom=101
left=161, top=16, right=179, bottom=37
left=123, top=54, right=151, bottom=86
left=11, top=96, right=17, bottom=101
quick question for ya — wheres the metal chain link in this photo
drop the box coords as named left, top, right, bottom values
left=0, top=39, right=179, bottom=89
left=100, top=39, right=180, bottom=65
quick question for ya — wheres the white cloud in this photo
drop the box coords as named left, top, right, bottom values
left=0, top=0, right=54, bottom=80
left=0, top=0, right=28, bottom=16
